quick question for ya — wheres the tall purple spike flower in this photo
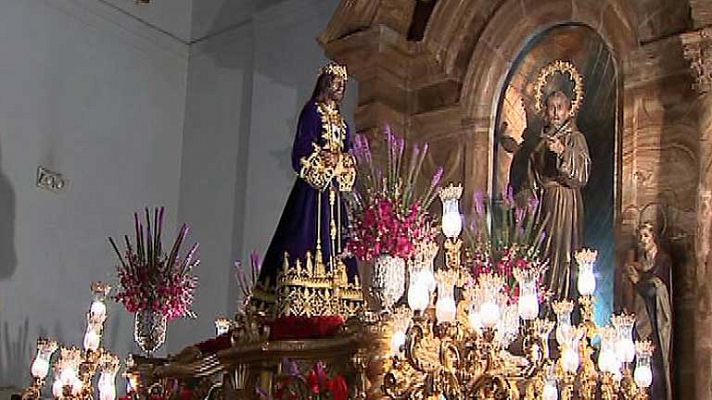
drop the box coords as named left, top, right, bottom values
left=351, top=133, right=365, bottom=159
left=515, top=207, right=525, bottom=226
left=473, top=191, right=485, bottom=216
left=469, top=217, right=478, bottom=233
left=528, top=194, right=539, bottom=213
left=431, top=166, right=444, bottom=189
left=502, top=186, right=514, bottom=207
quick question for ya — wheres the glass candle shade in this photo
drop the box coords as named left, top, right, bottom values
left=575, top=249, right=598, bottom=296
left=514, top=267, right=540, bottom=321
left=552, top=300, right=574, bottom=346
left=612, top=313, right=636, bottom=364
left=634, top=341, right=654, bottom=388
left=438, top=184, right=463, bottom=239
left=30, top=338, right=58, bottom=379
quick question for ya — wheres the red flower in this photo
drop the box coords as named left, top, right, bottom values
left=395, top=236, right=413, bottom=258
left=327, top=374, right=349, bottom=400
left=179, top=387, right=193, bottom=400
left=307, top=370, right=320, bottom=394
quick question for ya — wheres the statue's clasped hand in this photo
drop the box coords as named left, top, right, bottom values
left=625, top=263, right=640, bottom=285
left=546, top=137, right=565, bottom=155
left=322, top=150, right=340, bottom=168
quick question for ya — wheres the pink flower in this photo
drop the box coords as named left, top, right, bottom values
left=395, top=237, right=413, bottom=258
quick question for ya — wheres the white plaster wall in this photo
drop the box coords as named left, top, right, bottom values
left=240, top=0, right=357, bottom=271
left=189, top=0, right=285, bottom=41
left=172, top=0, right=356, bottom=349
left=0, top=0, right=354, bottom=388
left=0, top=0, right=188, bottom=387
left=171, top=23, right=254, bottom=349
left=100, top=0, right=192, bottom=42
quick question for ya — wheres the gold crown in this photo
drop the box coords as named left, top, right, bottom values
left=320, top=62, right=348, bottom=80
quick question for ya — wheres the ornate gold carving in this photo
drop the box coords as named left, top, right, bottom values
left=682, top=28, right=712, bottom=94
left=299, top=143, right=336, bottom=191
left=600, top=371, right=621, bottom=400
left=578, top=295, right=597, bottom=339
left=552, top=299, right=574, bottom=315
left=255, top=251, right=364, bottom=318
left=298, top=102, right=355, bottom=192
left=335, top=153, right=356, bottom=191
left=444, top=238, right=462, bottom=272
left=534, top=60, right=585, bottom=117
left=317, top=102, right=347, bottom=153
left=382, top=306, right=522, bottom=400
left=577, top=336, right=598, bottom=399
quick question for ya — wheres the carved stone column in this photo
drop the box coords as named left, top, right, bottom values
left=690, top=0, right=712, bottom=30
left=682, top=27, right=712, bottom=400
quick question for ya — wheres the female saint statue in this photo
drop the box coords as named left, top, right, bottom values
left=625, top=222, right=672, bottom=400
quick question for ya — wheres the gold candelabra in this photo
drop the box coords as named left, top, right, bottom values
left=376, top=184, right=654, bottom=399
left=21, top=282, right=121, bottom=400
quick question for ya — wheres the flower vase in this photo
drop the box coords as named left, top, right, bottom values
left=134, top=309, right=167, bottom=356
left=369, top=254, right=406, bottom=312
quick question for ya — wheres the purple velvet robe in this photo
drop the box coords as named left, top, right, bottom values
left=256, top=100, right=357, bottom=288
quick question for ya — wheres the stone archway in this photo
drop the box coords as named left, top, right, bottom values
left=454, top=0, right=637, bottom=198
left=320, top=0, right=707, bottom=397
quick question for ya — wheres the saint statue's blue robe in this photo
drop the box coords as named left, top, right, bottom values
left=253, top=99, right=358, bottom=300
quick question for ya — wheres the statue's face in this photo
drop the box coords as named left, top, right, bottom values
left=545, top=94, right=571, bottom=128
left=638, top=227, right=654, bottom=250
left=328, top=75, right=345, bottom=103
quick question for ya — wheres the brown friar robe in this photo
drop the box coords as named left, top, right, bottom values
left=527, top=119, right=590, bottom=301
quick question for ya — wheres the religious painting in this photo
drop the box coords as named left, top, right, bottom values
left=493, top=24, right=617, bottom=325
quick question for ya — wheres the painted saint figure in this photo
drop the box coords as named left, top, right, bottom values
left=625, top=222, right=672, bottom=400
left=250, top=62, right=358, bottom=312
left=526, top=88, right=591, bottom=301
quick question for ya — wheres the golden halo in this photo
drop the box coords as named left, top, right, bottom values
left=534, top=60, right=584, bottom=118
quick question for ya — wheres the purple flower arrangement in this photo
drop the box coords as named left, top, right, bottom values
left=347, top=126, right=443, bottom=261
left=109, top=207, right=199, bottom=320
left=464, top=189, right=548, bottom=303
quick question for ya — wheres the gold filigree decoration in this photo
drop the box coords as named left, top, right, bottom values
left=382, top=304, right=522, bottom=400
left=299, top=144, right=335, bottom=191
left=252, top=251, right=363, bottom=318
left=316, top=102, right=347, bottom=153
left=335, top=153, right=356, bottom=191
left=534, top=60, right=584, bottom=118
left=298, top=103, right=355, bottom=192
